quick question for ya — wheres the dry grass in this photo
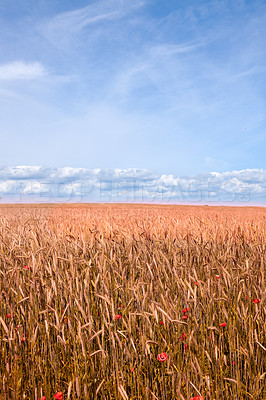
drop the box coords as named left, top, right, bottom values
left=0, top=203, right=265, bottom=400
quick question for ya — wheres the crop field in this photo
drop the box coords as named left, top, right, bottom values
left=0, top=203, right=265, bottom=400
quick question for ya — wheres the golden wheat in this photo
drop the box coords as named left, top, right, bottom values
left=0, top=204, right=265, bottom=400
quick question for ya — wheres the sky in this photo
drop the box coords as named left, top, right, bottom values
left=0, top=0, right=266, bottom=204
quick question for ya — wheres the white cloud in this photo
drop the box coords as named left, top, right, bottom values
left=41, top=0, right=146, bottom=44
left=0, top=61, right=47, bottom=81
left=0, top=167, right=265, bottom=204
left=150, top=42, right=202, bottom=57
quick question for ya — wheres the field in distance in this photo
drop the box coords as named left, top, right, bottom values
left=0, top=204, right=265, bottom=400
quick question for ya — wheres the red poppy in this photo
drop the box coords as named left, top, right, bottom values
left=54, top=392, right=63, bottom=400
left=182, top=315, right=188, bottom=320
left=115, top=314, right=122, bottom=320
left=215, top=275, right=220, bottom=279
left=159, top=321, right=164, bottom=325
left=157, top=352, right=168, bottom=362
left=179, top=333, right=187, bottom=341
left=190, top=396, right=204, bottom=400
left=23, top=265, right=30, bottom=269
left=231, top=361, right=236, bottom=365
left=252, top=298, right=261, bottom=304
left=220, top=323, right=227, bottom=327
left=184, top=344, right=188, bottom=351
left=194, top=281, right=198, bottom=286
left=130, top=368, right=134, bottom=372
left=39, top=397, right=46, bottom=400
left=6, top=314, right=12, bottom=318
left=21, top=336, right=26, bottom=342
left=182, top=308, right=190, bottom=314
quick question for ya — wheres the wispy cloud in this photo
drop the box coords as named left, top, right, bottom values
left=0, top=61, right=47, bottom=81
left=51, top=0, right=145, bottom=31
left=0, top=167, right=265, bottom=204
left=40, top=0, right=146, bottom=48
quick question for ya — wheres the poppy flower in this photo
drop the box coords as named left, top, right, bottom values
left=6, top=314, right=12, bottom=318
left=54, top=392, right=63, bottom=400
left=159, top=321, right=164, bottom=325
left=194, top=282, right=198, bottom=286
left=182, top=315, right=188, bottom=320
left=130, top=368, right=134, bottom=372
left=23, top=265, right=30, bottom=269
left=215, top=275, right=220, bottom=279
left=231, top=361, right=236, bottom=365
left=39, top=397, right=46, bottom=400
left=179, top=333, right=187, bottom=341
left=157, top=352, right=168, bottom=362
left=21, top=336, right=26, bottom=342
left=115, top=314, right=122, bottom=320
left=182, top=308, right=190, bottom=314
left=252, top=298, right=261, bottom=304
left=220, top=323, right=227, bottom=327
left=190, top=396, right=204, bottom=400
left=184, top=344, right=188, bottom=351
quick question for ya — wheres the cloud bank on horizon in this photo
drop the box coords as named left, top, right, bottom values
left=0, top=166, right=265, bottom=205
left=0, top=0, right=266, bottom=202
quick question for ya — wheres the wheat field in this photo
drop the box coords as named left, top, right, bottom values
left=0, top=204, right=265, bottom=400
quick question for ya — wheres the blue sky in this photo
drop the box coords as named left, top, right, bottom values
left=0, top=0, right=266, bottom=203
